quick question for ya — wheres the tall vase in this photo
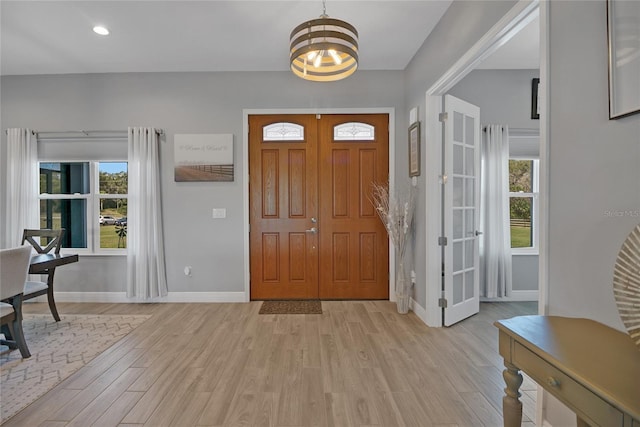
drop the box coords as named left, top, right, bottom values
left=395, top=257, right=410, bottom=314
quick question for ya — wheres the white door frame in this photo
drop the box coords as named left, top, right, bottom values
left=242, top=108, right=396, bottom=302
left=423, top=0, right=546, bottom=327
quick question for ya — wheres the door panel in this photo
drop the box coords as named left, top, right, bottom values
left=250, top=115, right=318, bottom=299
left=250, top=113, right=388, bottom=300
left=443, top=95, right=481, bottom=325
left=261, top=150, right=279, bottom=217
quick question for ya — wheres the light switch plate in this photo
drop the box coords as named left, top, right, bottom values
left=212, top=208, right=226, bottom=219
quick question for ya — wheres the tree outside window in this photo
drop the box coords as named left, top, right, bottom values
left=39, top=161, right=128, bottom=253
left=98, top=162, right=128, bottom=249
left=509, top=159, right=538, bottom=250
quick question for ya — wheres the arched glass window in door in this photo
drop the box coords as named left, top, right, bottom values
left=263, top=122, right=304, bottom=141
left=333, top=122, right=375, bottom=141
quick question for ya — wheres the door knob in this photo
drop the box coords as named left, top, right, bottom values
left=306, top=227, right=318, bottom=234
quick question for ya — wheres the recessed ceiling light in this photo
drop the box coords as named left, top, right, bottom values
left=93, top=26, right=109, bottom=36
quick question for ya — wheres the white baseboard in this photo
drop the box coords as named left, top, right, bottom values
left=410, top=298, right=429, bottom=326
left=47, top=292, right=247, bottom=303
left=36, top=292, right=535, bottom=318
left=407, top=292, right=536, bottom=328
left=481, top=290, right=538, bottom=302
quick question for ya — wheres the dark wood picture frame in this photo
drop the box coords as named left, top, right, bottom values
left=408, top=121, right=420, bottom=177
left=607, top=0, right=640, bottom=119
left=531, top=78, right=540, bottom=120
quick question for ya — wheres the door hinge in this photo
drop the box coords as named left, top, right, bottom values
left=438, top=297, right=448, bottom=308
left=438, top=236, right=448, bottom=246
left=439, top=112, right=448, bottom=122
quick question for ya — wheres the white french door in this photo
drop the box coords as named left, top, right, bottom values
left=443, top=94, right=481, bottom=326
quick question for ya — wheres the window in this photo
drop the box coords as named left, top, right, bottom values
left=509, top=159, right=539, bottom=253
left=263, top=122, right=304, bottom=141
left=39, top=161, right=128, bottom=253
left=333, top=122, right=375, bottom=140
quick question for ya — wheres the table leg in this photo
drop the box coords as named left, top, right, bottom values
left=502, top=361, right=523, bottom=427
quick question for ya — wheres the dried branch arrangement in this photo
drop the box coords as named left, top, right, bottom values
left=370, top=182, right=416, bottom=260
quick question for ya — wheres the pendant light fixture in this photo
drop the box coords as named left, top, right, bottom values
left=289, top=0, right=359, bottom=82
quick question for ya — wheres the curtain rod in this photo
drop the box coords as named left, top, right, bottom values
left=36, top=129, right=165, bottom=136
left=5, top=129, right=165, bottom=136
left=482, top=126, right=539, bottom=137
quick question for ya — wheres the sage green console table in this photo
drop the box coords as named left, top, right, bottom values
left=494, top=316, right=640, bottom=427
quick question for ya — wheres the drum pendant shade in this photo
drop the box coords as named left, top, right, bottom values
left=289, top=8, right=358, bottom=82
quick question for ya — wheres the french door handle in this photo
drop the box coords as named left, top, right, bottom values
left=475, top=230, right=483, bottom=236
left=306, top=227, right=318, bottom=234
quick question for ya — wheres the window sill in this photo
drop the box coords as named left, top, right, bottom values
left=61, top=251, right=126, bottom=257
left=511, top=251, right=539, bottom=256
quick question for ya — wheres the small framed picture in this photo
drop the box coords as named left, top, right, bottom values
left=408, top=121, right=420, bottom=177
left=531, top=78, right=540, bottom=120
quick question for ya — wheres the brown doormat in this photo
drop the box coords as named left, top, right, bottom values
left=259, top=300, right=322, bottom=314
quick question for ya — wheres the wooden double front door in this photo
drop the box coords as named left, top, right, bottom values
left=249, top=114, right=389, bottom=300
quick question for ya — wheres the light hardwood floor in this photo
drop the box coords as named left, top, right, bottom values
left=4, top=301, right=537, bottom=427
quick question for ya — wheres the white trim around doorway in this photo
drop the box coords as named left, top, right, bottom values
left=423, top=0, right=543, bottom=328
left=242, top=108, right=396, bottom=303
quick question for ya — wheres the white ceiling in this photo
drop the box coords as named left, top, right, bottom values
left=0, top=1, right=538, bottom=77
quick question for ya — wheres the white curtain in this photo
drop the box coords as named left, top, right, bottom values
left=127, top=127, right=168, bottom=300
left=479, top=125, right=512, bottom=298
left=4, top=128, right=39, bottom=248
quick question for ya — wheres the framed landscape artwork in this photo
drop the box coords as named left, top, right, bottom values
left=607, top=0, right=640, bottom=119
left=174, top=134, right=234, bottom=182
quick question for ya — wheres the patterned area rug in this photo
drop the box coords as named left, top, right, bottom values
left=0, top=313, right=151, bottom=423
left=259, top=300, right=322, bottom=314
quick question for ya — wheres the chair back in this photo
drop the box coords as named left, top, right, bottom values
left=22, top=229, right=65, bottom=254
left=0, top=245, right=32, bottom=300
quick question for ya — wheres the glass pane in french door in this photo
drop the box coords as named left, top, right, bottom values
left=451, top=109, right=477, bottom=301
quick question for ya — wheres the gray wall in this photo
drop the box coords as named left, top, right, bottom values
left=404, top=0, right=519, bottom=307
left=448, top=69, right=540, bottom=129
left=449, top=69, right=540, bottom=294
left=545, top=1, right=640, bottom=424
left=512, top=254, right=538, bottom=291
left=548, top=1, right=638, bottom=330
left=1, top=70, right=405, bottom=293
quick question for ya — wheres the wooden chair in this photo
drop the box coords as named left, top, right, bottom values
left=0, top=246, right=32, bottom=358
left=21, top=229, right=65, bottom=321
left=22, top=229, right=64, bottom=254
